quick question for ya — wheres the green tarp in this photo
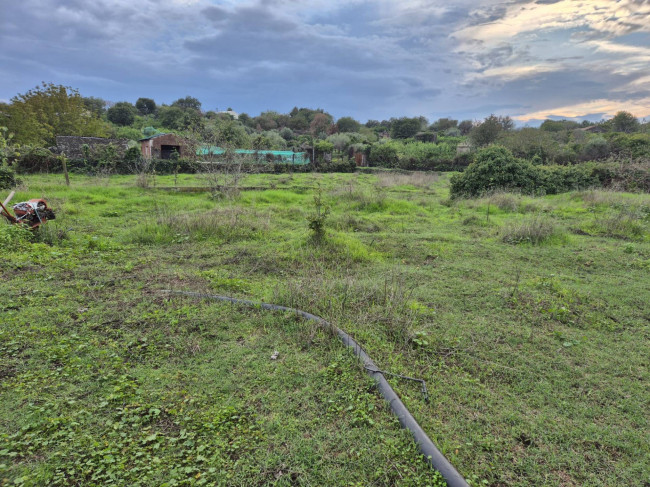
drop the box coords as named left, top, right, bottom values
left=197, top=146, right=309, bottom=165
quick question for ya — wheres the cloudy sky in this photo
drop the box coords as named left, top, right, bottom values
left=1, top=0, right=649, bottom=124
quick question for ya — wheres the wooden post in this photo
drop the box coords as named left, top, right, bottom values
left=61, top=154, right=70, bottom=186
left=3, top=191, right=15, bottom=207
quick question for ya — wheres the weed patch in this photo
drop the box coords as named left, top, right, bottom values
left=500, top=216, right=566, bottom=245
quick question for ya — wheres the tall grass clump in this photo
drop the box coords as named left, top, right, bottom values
left=501, top=216, right=564, bottom=245
left=587, top=213, right=647, bottom=241
left=127, top=207, right=268, bottom=245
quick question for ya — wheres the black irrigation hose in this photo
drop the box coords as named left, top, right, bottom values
left=164, top=290, right=469, bottom=487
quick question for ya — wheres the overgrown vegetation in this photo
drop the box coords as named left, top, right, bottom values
left=1, top=172, right=648, bottom=486
left=450, top=146, right=650, bottom=197
left=2, top=83, right=648, bottom=181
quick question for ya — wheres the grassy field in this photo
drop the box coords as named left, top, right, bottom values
left=1, top=171, right=648, bottom=486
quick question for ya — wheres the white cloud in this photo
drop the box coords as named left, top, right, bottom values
left=515, top=97, right=650, bottom=121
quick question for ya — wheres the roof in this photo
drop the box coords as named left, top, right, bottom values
left=138, top=132, right=172, bottom=141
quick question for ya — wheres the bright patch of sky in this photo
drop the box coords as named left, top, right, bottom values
left=1, top=0, right=648, bottom=124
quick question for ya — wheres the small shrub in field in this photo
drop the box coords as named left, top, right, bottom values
left=586, top=214, right=646, bottom=240
left=450, top=146, right=541, bottom=197
left=501, top=216, right=563, bottom=245
left=488, top=192, right=520, bottom=212
left=306, top=185, right=330, bottom=243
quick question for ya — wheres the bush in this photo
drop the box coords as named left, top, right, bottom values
left=319, top=158, right=356, bottom=173
left=607, top=133, right=650, bottom=158
left=582, top=137, right=609, bottom=160
left=450, top=146, right=541, bottom=197
left=369, top=143, right=399, bottom=168
left=14, top=146, right=56, bottom=173
left=539, top=164, right=600, bottom=194
left=501, top=216, right=563, bottom=245
left=0, top=163, right=19, bottom=189
left=397, top=142, right=455, bottom=170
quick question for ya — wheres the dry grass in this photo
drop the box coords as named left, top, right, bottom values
left=375, top=172, right=439, bottom=189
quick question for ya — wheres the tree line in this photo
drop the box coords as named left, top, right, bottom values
left=1, top=82, right=648, bottom=176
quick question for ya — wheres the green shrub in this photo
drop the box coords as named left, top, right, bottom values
left=539, top=164, right=600, bottom=194
left=14, top=146, right=56, bottom=173
left=449, top=146, right=541, bottom=197
left=582, top=137, right=609, bottom=160
left=369, top=143, right=399, bottom=168
left=0, top=163, right=19, bottom=189
left=607, top=133, right=650, bottom=158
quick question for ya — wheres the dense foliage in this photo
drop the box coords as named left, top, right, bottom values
left=449, top=146, right=648, bottom=197
left=0, top=82, right=648, bottom=195
left=0, top=83, right=109, bottom=146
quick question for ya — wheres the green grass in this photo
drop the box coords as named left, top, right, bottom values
left=1, top=172, right=649, bottom=486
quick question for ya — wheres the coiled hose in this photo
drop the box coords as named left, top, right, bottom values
left=164, top=290, right=469, bottom=487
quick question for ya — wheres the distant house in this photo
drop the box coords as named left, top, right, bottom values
left=54, top=136, right=129, bottom=159
left=139, top=133, right=190, bottom=159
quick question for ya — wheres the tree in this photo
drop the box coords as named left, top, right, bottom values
left=430, top=118, right=457, bottom=133
left=289, top=107, right=332, bottom=132
left=214, top=121, right=251, bottom=148
left=82, top=96, right=107, bottom=116
left=497, top=127, right=559, bottom=163
left=499, top=115, right=514, bottom=131
left=107, top=102, right=136, bottom=126
left=254, top=111, right=280, bottom=131
left=310, top=113, right=331, bottom=138
left=279, top=127, right=294, bottom=141
left=327, top=133, right=351, bottom=152
left=469, top=115, right=504, bottom=147
left=135, top=98, right=157, bottom=116
left=0, top=127, right=19, bottom=189
left=611, top=111, right=640, bottom=133
left=540, top=119, right=580, bottom=132
left=157, top=106, right=185, bottom=130
left=390, top=117, right=422, bottom=139
left=458, top=120, right=473, bottom=135
left=336, top=116, right=361, bottom=133
left=172, top=96, right=202, bottom=111
left=2, top=82, right=108, bottom=146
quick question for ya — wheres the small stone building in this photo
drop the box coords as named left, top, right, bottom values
left=139, top=133, right=190, bottom=159
left=55, top=136, right=129, bottom=159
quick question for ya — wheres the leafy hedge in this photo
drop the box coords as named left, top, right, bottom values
left=368, top=140, right=461, bottom=170
left=450, top=146, right=649, bottom=197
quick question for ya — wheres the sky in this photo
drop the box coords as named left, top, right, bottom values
left=1, top=0, right=649, bottom=125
